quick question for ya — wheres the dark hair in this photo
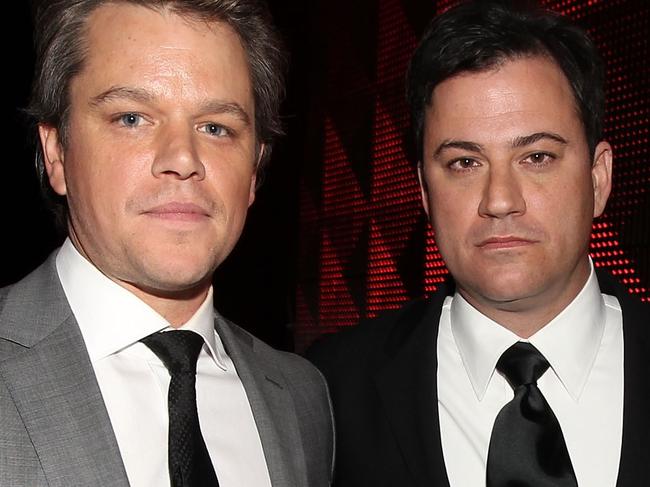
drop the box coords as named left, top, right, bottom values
left=28, top=0, right=287, bottom=228
left=406, top=0, right=605, bottom=163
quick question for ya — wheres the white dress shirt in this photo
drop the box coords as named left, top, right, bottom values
left=438, top=262, right=624, bottom=486
left=56, top=239, right=272, bottom=487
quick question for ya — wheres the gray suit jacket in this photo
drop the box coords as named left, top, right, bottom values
left=0, top=253, right=334, bottom=487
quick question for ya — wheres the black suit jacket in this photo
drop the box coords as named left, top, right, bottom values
left=308, top=273, right=650, bottom=486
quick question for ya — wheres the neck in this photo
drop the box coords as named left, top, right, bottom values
left=118, top=280, right=211, bottom=327
left=458, top=262, right=591, bottom=338
left=67, top=231, right=212, bottom=327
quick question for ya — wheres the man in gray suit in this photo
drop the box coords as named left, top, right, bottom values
left=0, top=1, right=333, bottom=486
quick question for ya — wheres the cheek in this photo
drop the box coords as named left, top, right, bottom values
left=428, top=181, right=476, bottom=227
left=208, top=165, right=255, bottom=211
left=227, top=180, right=256, bottom=217
left=529, top=173, right=594, bottom=226
left=64, top=153, right=148, bottom=225
left=66, top=129, right=150, bottom=183
left=427, top=191, right=476, bottom=258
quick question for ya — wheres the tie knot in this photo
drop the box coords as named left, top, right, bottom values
left=496, top=342, right=549, bottom=388
left=142, top=330, right=204, bottom=374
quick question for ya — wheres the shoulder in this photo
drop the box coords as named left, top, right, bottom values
left=0, top=252, right=68, bottom=352
left=1, top=252, right=61, bottom=314
left=1, top=252, right=60, bottom=301
left=307, top=289, right=448, bottom=367
left=596, top=269, right=650, bottom=328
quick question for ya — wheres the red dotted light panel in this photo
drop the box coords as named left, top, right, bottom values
left=295, top=0, right=649, bottom=352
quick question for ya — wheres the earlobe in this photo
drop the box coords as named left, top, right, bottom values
left=38, top=124, right=67, bottom=196
left=591, top=141, right=613, bottom=218
left=417, top=161, right=431, bottom=216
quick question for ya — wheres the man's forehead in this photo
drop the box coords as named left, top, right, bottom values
left=73, top=2, right=253, bottom=104
left=423, top=56, right=583, bottom=139
left=431, top=55, right=569, bottom=98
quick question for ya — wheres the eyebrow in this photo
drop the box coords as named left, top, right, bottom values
left=89, top=86, right=251, bottom=125
left=89, top=86, right=153, bottom=106
left=511, top=132, right=568, bottom=148
left=433, top=131, right=568, bottom=158
left=198, top=100, right=251, bottom=126
left=433, top=140, right=484, bottom=157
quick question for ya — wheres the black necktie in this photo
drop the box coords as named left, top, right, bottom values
left=486, top=342, right=577, bottom=487
left=142, top=330, right=220, bottom=487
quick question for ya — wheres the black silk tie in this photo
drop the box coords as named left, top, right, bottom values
left=142, top=330, right=220, bottom=487
left=486, top=342, right=577, bottom=487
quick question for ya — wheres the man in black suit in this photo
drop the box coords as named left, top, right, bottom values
left=308, top=1, right=650, bottom=486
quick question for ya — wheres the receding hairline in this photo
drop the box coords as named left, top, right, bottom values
left=87, top=0, right=241, bottom=24
left=79, top=1, right=250, bottom=53
left=423, top=52, right=585, bottom=134
left=61, top=0, right=256, bottom=128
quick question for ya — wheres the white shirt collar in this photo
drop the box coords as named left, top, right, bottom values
left=55, top=238, right=228, bottom=370
left=450, top=260, right=606, bottom=402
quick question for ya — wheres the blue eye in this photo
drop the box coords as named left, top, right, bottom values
left=119, top=113, right=142, bottom=127
left=200, top=123, right=229, bottom=137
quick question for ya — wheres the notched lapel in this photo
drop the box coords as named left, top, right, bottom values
left=263, top=373, right=285, bottom=390
left=0, top=254, right=129, bottom=487
left=215, top=316, right=306, bottom=487
left=0, top=318, right=128, bottom=487
left=372, top=297, right=451, bottom=487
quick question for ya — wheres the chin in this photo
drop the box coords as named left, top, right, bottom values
left=135, top=259, right=214, bottom=291
left=139, top=273, right=212, bottom=297
left=465, top=273, right=539, bottom=304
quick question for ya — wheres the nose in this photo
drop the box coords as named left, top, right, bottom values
left=151, top=123, right=205, bottom=180
left=478, top=163, right=526, bottom=218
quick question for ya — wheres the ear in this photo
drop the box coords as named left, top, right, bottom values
left=591, top=141, right=613, bottom=218
left=248, top=143, right=265, bottom=207
left=38, top=124, right=67, bottom=196
left=248, top=172, right=257, bottom=207
left=417, top=161, right=431, bottom=217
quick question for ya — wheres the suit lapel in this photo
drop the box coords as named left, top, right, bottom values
left=0, top=318, right=129, bottom=487
left=613, top=284, right=650, bottom=486
left=215, top=315, right=305, bottom=487
left=595, top=270, right=650, bottom=486
left=372, top=293, right=451, bottom=486
left=0, top=255, right=129, bottom=487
